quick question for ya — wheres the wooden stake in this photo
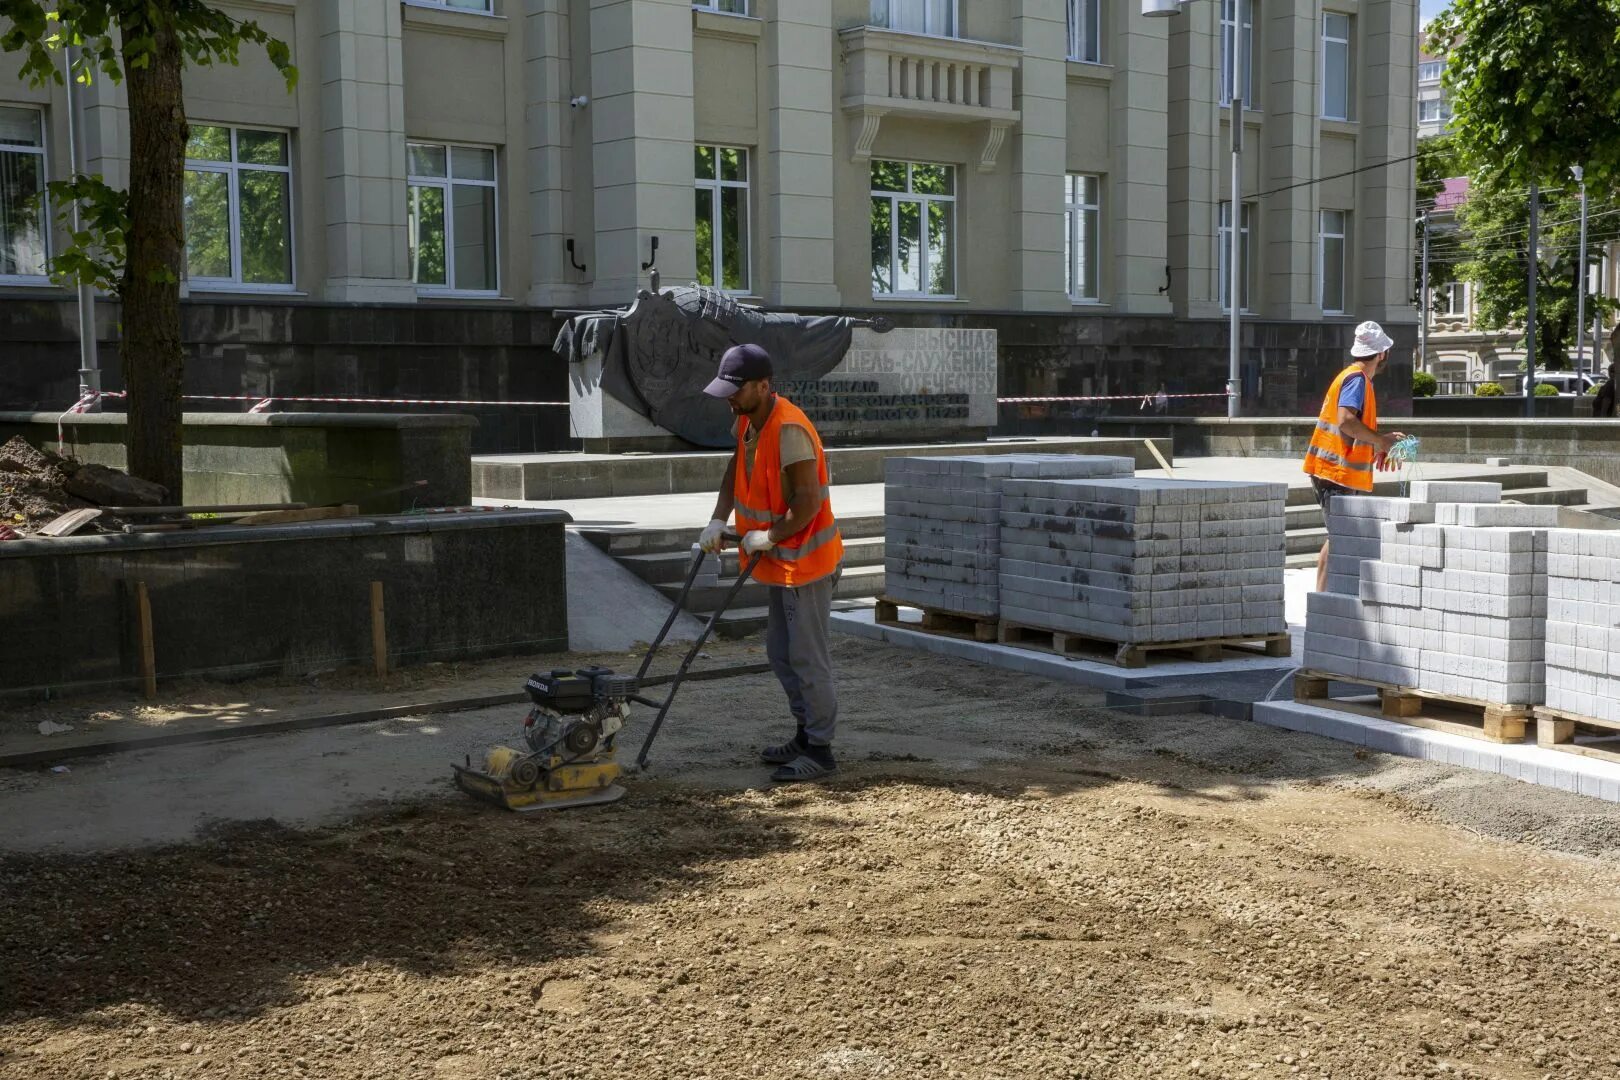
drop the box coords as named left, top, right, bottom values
left=370, top=581, right=388, bottom=677
left=135, top=581, right=157, bottom=699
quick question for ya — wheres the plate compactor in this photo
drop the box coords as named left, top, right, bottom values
left=454, top=535, right=759, bottom=811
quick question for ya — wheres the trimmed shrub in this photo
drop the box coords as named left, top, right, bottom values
left=1475, top=382, right=1506, bottom=397
left=1412, top=371, right=1438, bottom=398
left=1535, top=382, right=1560, bottom=397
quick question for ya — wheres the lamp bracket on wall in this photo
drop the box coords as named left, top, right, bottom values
left=1158, top=265, right=1173, bottom=295
left=641, top=235, right=659, bottom=272
left=566, top=239, right=587, bottom=273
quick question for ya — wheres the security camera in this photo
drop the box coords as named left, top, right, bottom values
left=570, top=95, right=589, bottom=109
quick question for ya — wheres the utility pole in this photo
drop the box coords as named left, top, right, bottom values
left=63, top=45, right=101, bottom=411
left=1525, top=180, right=1539, bottom=419
left=1574, top=165, right=1589, bottom=385
left=1418, top=210, right=1430, bottom=378
left=1227, top=0, right=1246, bottom=419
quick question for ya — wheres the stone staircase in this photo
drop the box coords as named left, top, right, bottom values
left=580, top=466, right=1597, bottom=636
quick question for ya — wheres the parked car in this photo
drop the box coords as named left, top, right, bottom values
left=1525, top=372, right=1602, bottom=396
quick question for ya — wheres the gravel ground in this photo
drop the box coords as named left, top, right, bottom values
left=5, top=637, right=1620, bottom=1079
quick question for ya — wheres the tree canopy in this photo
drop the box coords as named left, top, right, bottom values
left=1449, top=177, right=1620, bottom=368
left=1431, top=0, right=1620, bottom=193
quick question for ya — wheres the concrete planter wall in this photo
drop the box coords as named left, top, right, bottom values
left=0, top=510, right=569, bottom=700
left=0, top=411, right=474, bottom=511
left=1086, top=417, right=1620, bottom=487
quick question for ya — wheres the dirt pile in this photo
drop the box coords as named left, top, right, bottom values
left=0, top=437, right=158, bottom=537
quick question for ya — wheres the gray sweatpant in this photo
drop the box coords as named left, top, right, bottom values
left=764, top=566, right=841, bottom=747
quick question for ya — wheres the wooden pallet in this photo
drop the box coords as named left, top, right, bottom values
left=873, top=596, right=998, bottom=643
left=1294, top=670, right=1533, bottom=744
left=1534, top=706, right=1620, bottom=766
left=998, top=621, right=1292, bottom=669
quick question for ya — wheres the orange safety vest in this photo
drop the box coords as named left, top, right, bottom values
left=733, top=396, right=843, bottom=587
left=1303, top=364, right=1378, bottom=491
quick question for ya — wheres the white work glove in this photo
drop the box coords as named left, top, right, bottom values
left=698, top=519, right=726, bottom=554
left=741, top=529, right=776, bottom=556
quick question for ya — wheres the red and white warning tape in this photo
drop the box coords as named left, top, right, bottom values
left=997, top=392, right=1234, bottom=404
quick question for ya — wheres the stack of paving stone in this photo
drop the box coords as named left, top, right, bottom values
left=1320, top=481, right=1504, bottom=595
left=995, top=478, right=1288, bottom=644
left=1543, top=529, right=1620, bottom=725
left=883, top=454, right=1134, bottom=617
left=1305, top=483, right=1555, bottom=704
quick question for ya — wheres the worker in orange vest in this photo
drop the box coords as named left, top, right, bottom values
left=1304, top=320, right=1408, bottom=592
left=699, top=344, right=845, bottom=781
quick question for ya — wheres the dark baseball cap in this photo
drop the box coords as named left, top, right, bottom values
left=703, top=343, right=774, bottom=399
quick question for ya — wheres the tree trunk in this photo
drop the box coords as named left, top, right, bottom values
left=120, top=13, right=186, bottom=501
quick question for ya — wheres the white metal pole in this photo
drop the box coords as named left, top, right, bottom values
left=1526, top=180, right=1539, bottom=418
left=1575, top=167, right=1589, bottom=383
left=62, top=44, right=101, bottom=411
left=1419, top=210, right=1430, bottom=377
left=1228, top=0, right=1244, bottom=419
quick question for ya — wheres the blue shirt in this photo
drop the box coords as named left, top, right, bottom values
left=1338, top=372, right=1367, bottom=416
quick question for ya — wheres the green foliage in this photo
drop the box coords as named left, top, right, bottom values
left=1475, top=381, right=1506, bottom=397
left=0, top=0, right=297, bottom=295
left=1535, top=382, right=1561, bottom=397
left=1412, top=371, right=1438, bottom=398
left=1416, top=136, right=1465, bottom=301
left=1450, top=175, right=1620, bottom=369
left=42, top=174, right=128, bottom=292
left=1431, top=1, right=1620, bottom=191
left=1589, top=383, right=1604, bottom=396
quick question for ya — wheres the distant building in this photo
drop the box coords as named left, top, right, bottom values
left=1415, top=41, right=1451, bottom=140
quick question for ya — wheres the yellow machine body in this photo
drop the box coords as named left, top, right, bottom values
left=453, top=744, right=626, bottom=812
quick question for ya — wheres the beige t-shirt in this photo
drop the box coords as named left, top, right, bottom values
left=743, top=422, right=816, bottom=504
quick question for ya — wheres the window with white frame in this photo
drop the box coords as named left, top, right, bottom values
left=1064, top=174, right=1101, bottom=302
left=407, top=141, right=498, bottom=294
left=1220, top=0, right=1256, bottom=107
left=1322, top=13, right=1352, bottom=121
left=0, top=106, right=48, bottom=281
left=870, top=0, right=955, bottom=37
left=871, top=160, right=955, bottom=298
left=1067, top=0, right=1102, bottom=64
left=410, top=0, right=494, bottom=12
left=1319, top=209, right=1347, bottom=314
left=693, top=0, right=749, bottom=13
left=1418, top=99, right=1441, bottom=123
left=695, top=145, right=749, bottom=293
left=1217, top=201, right=1254, bottom=312
left=1443, top=280, right=1467, bottom=316
left=1419, top=60, right=1442, bottom=83
left=183, top=125, right=293, bottom=289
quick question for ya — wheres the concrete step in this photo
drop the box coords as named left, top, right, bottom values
left=579, top=513, right=886, bottom=556
left=621, top=535, right=886, bottom=585
left=1287, top=526, right=1328, bottom=557
left=1285, top=552, right=1318, bottom=571
left=1500, top=485, right=1590, bottom=506
left=658, top=563, right=887, bottom=614
left=1285, top=503, right=1324, bottom=530
left=711, top=598, right=875, bottom=639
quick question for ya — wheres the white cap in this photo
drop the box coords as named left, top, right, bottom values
left=1350, top=320, right=1394, bottom=358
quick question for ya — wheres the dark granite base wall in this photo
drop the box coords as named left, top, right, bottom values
left=826, top=310, right=1416, bottom=425
left=0, top=297, right=571, bottom=454
left=2, top=297, right=1415, bottom=454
